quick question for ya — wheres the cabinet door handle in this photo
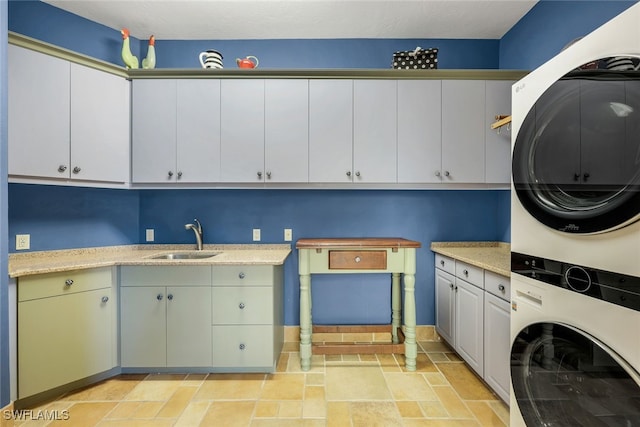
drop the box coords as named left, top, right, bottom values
left=58, top=165, right=67, bottom=173
left=157, top=294, right=163, bottom=301
left=101, top=296, right=109, bottom=303
left=238, top=272, right=245, bottom=279
left=498, top=284, right=505, bottom=292
left=167, top=294, right=173, bottom=301
left=72, top=166, right=81, bottom=174
left=64, top=279, right=74, bottom=286
left=239, top=343, right=246, bottom=350
left=239, top=302, right=245, bottom=309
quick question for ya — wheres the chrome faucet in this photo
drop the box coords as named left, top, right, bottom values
left=185, top=219, right=203, bottom=250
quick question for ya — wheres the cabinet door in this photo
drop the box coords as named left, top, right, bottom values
left=131, top=79, right=177, bottom=183
left=308, top=80, right=353, bottom=183
left=166, top=286, right=212, bottom=367
left=212, top=325, right=274, bottom=368
left=120, top=286, right=167, bottom=367
left=442, top=80, right=485, bottom=183
left=70, top=63, right=130, bottom=183
left=353, top=80, right=397, bottom=183
left=485, top=80, right=513, bottom=184
left=397, top=80, right=442, bottom=183
left=455, top=279, right=484, bottom=376
left=176, top=79, right=221, bottom=182
left=220, top=79, right=265, bottom=182
left=484, top=292, right=510, bottom=403
left=264, top=79, right=309, bottom=183
left=435, top=268, right=455, bottom=345
left=18, top=288, right=113, bottom=398
left=8, top=45, right=70, bottom=179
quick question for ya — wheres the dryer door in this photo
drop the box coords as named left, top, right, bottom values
left=511, top=322, right=640, bottom=426
left=512, top=69, right=640, bottom=234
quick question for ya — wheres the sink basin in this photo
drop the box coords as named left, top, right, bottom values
left=150, top=252, right=219, bottom=260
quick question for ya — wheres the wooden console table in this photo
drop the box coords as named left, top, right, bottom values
left=296, top=238, right=421, bottom=371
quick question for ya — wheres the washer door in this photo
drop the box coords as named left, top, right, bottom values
left=511, top=322, right=640, bottom=426
left=512, top=69, right=640, bottom=234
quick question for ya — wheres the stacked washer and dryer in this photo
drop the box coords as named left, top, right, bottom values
left=510, top=3, right=640, bottom=426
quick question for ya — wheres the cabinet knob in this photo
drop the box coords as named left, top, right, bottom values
left=355, top=171, right=361, bottom=177
left=72, top=166, right=81, bottom=174
left=101, top=296, right=109, bottom=303
left=354, top=256, right=361, bottom=263
left=266, top=171, right=272, bottom=179
left=239, top=343, right=246, bottom=350
left=444, top=171, right=450, bottom=177
left=64, top=279, right=74, bottom=286
left=58, top=165, right=67, bottom=173
left=583, top=172, right=590, bottom=181
left=498, top=284, right=505, bottom=292
left=435, top=171, right=441, bottom=177
left=346, top=171, right=352, bottom=177
left=239, top=302, right=245, bottom=309
left=463, top=269, right=469, bottom=276
left=440, top=260, right=445, bottom=266
left=238, top=272, right=245, bottom=279
left=449, top=283, right=454, bottom=289
left=157, top=294, right=163, bottom=301
left=167, top=294, right=173, bottom=301
left=168, top=171, right=174, bottom=178
left=455, top=285, right=458, bottom=291
left=177, top=171, right=183, bottom=179
left=257, top=171, right=262, bottom=179
left=574, top=173, right=581, bottom=181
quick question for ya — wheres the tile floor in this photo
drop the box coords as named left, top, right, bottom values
left=7, top=341, right=509, bottom=427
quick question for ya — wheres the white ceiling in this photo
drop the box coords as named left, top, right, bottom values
left=43, top=0, right=538, bottom=40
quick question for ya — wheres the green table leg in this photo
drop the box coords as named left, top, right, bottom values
left=391, top=272, right=401, bottom=344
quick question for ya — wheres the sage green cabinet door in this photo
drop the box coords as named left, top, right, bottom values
left=485, top=80, right=513, bottom=184
left=308, top=80, right=353, bottom=183
left=221, top=79, right=265, bottom=182
left=120, top=286, right=167, bottom=367
left=18, top=287, right=114, bottom=398
left=166, top=286, right=212, bottom=366
left=8, top=45, right=70, bottom=179
left=442, top=80, right=486, bottom=183
left=397, top=80, right=442, bottom=183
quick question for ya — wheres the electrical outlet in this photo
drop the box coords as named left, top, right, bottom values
left=145, top=229, right=155, bottom=242
left=284, top=228, right=293, bottom=242
left=252, top=228, right=261, bottom=241
left=16, top=234, right=30, bottom=250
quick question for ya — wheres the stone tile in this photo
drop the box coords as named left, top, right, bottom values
left=124, top=374, right=186, bottom=401
left=131, top=401, right=164, bottom=418
left=62, top=375, right=147, bottom=401
left=396, top=401, right=424, bottom=418
left=384, top=373, right=438, bottom=401
left=199, top=401, right=255, bottom=427
left=193, top=373, right=265, bottom=400
left=423, top=372, right=449, bottom=386
left=421, top=341, right=453, bottom=352
left=487, top=401, right=509, bottom=426
left=419, top=400, right=450, bottom=418
left=97, top=420, right=176, bottom=427
left=305, top=373, right=324, bottom=386
left=445, top=352, right=463, bottom=362
left=173, top=401, right=210, bottom=427
left=326, top=402, right=351, bottom=427
left=325, top=366, right=391, bottom=401
left=261, top=374, right=305, bottom=400
left=277, top=352, right=290, bottom=372
left=48, top=402, right=117, bottom=427
left=156, top=386, right=197, bottom=418
left=466, top=401, right=507, bottom=427
left=402, top=353, right=439, bottom=373
left=432, top=386, right=474, bottom=419
left=182, top=374, right=207, bottom=387
left=104, top=402, right=142, bottom=419
left=251, top=420, right=325, bottom=427
left=416, top=326, right=436, bottom=341
left=358, top=354, right=379, bottom=362
left=404, top=420, right=481, bottom=427
left=436, top=364, right=497, bottom=401
left=284, top=326, right=300, bottom=343
left=350, top=402, right=403, bottom=427
left=377, top=354, right=402, bottom=372
left=254, top=401, right=279, bottom=418
left=303, top=386, right=326, bottom=418
left=278, top=401, right=303, bottom=418
left=282, top=342, right=300, bottom=352
left=427, top=352, right=451, bottom=362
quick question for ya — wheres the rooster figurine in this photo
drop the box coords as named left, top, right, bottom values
left=142, top=35, right=156, bottom=69
left=120, top=28, right=139, bottom=69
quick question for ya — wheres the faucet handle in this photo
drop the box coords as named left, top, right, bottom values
left=193, top=218, right=202, bottom=233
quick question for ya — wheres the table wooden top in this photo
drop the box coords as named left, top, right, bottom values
left=296, top=238, right=421, bottom=249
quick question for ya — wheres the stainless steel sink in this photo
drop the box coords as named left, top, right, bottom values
left=149, top=252, right=220, bottom=260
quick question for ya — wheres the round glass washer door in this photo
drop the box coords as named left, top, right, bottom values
left=511, top=322, right=640, bottom=426
left=512, top=67, right=640, bottom=234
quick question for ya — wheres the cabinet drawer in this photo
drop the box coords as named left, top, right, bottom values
left=18, top=267, right=112, bottom=302
left=212, top=265, right=273, bottom=286
left=455, top=262, right=484, bottom=288
left=329, top=250, right=387, bottom=270
left=212, top=325, right=274, bottom=368
left=212, top=287, right=273, bottom=325
left=120, top=266, right=211, bottom=286
left=485, top=271, right=510, bottom=302
left=435, top=254, right=455, bottom=275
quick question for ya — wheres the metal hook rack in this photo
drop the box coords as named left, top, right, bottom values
left=491, top=115, right=512, bottom=134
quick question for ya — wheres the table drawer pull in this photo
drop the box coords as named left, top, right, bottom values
left=328, top=250, right=387, bottom=270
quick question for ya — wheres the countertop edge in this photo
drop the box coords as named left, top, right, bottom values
left=430, top=241, right=510, bottom=277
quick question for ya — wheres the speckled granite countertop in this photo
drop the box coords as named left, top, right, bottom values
left=8, top=244, right=292, bottom=278
left=430, top=242, right=510, bottom=277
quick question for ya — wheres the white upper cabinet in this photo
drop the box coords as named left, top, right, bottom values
left=397, top=80, right=442, bottom=183
left=308, top=79, right=353, bottom=183
left=8, top=45, right=129, bottom=184
left=441, top=80, right=486, bottom=183
left=220, top=79, right=265, bottom=183
left=353, top=80, right=397, bottom=183
left=264, top=79, right=309, bottom=183
left=485, top=80, right=514, bottom=184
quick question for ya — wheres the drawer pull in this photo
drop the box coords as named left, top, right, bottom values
left=238, top=272, right=245, bottom=279
left=354, top=256, right=361, bottom=263
left=157, top=294, right=163, bottom=301
left=498, top=284, right=505, bottom=292
left=101, top=296, right=109, bottom=303
left=64, top=279, right=74, bottom=286
left=239, top=302, right=245, bottom=309
left=239, top=343, right=246, bottom=350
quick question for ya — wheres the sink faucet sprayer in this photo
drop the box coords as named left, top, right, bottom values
left=185, top=219, right=203, bottom=250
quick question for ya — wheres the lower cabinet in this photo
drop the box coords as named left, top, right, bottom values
left=17, top=268, right=117, bottom=400
left=434, top=253, right=510, bottom=403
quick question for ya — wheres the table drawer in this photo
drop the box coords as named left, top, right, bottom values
left=485, top=270, right=510, bottom=302
left=212, top=325, right=275, bottom=368
left=212, top=287, right=273, bottom=325
left=435, top=254, right=455, bottom=275
left=328, top=250, right=387, bottom=270
left=455, top=261, right=484, bottom=288
left=18, top=267, right=112, bottom=302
